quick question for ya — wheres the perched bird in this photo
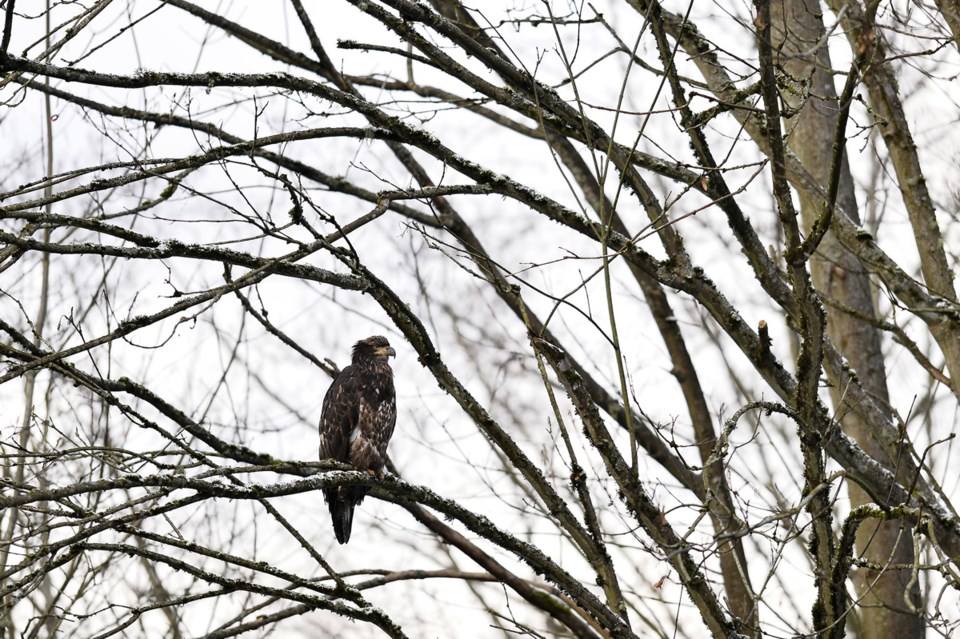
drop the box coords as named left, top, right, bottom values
left=319, top=335, right=397, bottom=544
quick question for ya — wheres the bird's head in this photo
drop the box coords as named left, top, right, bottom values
left=352, top=335, right=396, bottom=364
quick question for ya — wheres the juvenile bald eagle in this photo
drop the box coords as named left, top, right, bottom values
left=319, top=335, right=397, bottom=544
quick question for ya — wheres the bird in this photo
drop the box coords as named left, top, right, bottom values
left=319, top=335, right=397, bottom=544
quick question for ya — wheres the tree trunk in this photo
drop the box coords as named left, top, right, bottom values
left=769, top=0, right=924, bottom=636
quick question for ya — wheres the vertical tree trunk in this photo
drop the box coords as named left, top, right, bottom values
left=769, top=1, right=924, bottom=636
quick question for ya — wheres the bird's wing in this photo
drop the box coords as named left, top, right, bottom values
left=350, top=377, right=397, bottom=472
left=319, top=366, right=359, bottom=463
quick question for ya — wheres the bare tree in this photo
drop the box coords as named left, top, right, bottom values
left=1, top=1, right=958, bottom=637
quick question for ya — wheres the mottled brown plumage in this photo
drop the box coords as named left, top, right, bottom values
left=319, top=335, right=397, bottom=544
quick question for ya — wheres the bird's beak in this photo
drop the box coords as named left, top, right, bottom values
left=379, top=346, right=396, bottom=358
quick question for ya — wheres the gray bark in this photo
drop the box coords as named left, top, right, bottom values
left=770, top=0, right=924, bottom=636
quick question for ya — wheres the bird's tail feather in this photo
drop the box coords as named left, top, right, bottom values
left=325, top=487, right=366, bottom=544
left=330, top=498, right=354, bottom=544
